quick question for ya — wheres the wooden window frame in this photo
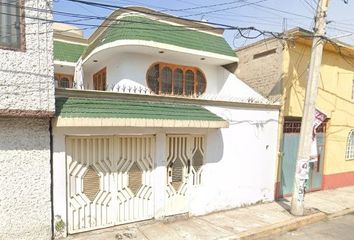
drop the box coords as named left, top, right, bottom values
left=93, top=67, right=107, bottom=91
left=146, top=62, right=206, bottom=97
left=0, top=0, right=26, bottom=51
left=54, top=73, right=74, bottom=88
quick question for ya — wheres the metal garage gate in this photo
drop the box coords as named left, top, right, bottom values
left=66, top=135, right=155, bottom=233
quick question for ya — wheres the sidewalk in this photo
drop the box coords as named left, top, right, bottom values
left=68, top=186, right=354, bottom=240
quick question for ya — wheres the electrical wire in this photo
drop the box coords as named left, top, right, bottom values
left=179, top=0, right=269, bottom=18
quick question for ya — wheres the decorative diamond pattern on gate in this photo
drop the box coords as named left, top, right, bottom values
left=128, top=162, right=143, bottom=195
left=192, top=149, right=203, bottom=172
left=171, top=157, right=184, bottom=191
left=191, top=136, right=204, bottom=186
left=82, top=166, right=100, bottom=202
left=67, top=136, right=154, bottom=234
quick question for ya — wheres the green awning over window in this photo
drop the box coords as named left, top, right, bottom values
left=55, top=97, right=228, bottom=128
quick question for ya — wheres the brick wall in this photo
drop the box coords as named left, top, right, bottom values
left=235, top=39, right=283, bottom=102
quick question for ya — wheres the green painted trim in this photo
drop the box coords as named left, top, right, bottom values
left=83, top=16, right=236, bottom=59
left=56, top=97, right=226, bottom=122
left=55, top=89, right=281, bottom=110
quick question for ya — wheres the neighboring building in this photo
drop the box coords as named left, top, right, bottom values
left=0, top=0, right=55, bottom=240
left=52, top=7, right=280, bottom=236
left=236, top=28, right=354, bottom=197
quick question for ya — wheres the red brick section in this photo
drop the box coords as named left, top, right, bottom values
left=322, top=171, right=354, bottom=189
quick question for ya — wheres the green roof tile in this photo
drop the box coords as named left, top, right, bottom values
left=54, top=41, right=86, bottom=63
left=83, top=16, right=236, bottom=58
left=56, top=97, right=225, bottom=121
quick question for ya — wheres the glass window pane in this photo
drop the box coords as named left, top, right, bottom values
left=147, top=64, right=159, bottom=94
left=161, top=67, right=172, bottom=94
left=0, top=0, right=21, bottom=48
left=196, top=70, right=206, bottom=96
left=185, top=70, right=194, bottom=96
left=59, top=78, right=70, bottom=88
left=173, top=69, right=183, bottom=95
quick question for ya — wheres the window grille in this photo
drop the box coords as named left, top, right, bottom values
left=345, top=130, right=354, bottom=160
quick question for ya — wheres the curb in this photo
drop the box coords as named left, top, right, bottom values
left=223, top=212, right=327, bottom=240
left=328, top=207, right=354, bottom=219
left=222, top=207, right=354, bottom=240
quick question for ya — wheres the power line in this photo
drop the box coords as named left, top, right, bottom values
left=250, top=2, right=313, bottom=19
left=179, top=0, right=269, bottom=18
left=0, top=1, right=251, bottom=30
left=165, top=0, right=255, bottom=12
left=0, top=1, right=287, bottom=41
left=3, top=0, right=350, bottom=47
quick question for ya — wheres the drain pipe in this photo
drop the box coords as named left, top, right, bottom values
left=49, top=119, right=54, bottom=239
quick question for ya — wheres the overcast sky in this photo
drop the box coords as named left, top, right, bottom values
left=54, top=0, right=354, bottom=48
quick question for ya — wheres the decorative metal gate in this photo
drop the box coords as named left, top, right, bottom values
left=66, top=135, right=155, bottom=233
left=165, top=135, right=205, bottom=216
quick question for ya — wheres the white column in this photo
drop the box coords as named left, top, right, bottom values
left=52, top=129, right=68, bottom=237
left=153, top=132, right=167, bottom=219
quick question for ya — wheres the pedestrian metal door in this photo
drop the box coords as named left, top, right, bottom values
left=66, top=135, right=155, bottom=233
left=279, top=121, right=325, bottom=197
left=165, top=135, right=205, bottom=216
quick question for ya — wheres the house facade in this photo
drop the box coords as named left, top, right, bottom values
left=0, top=0, right=55, bottom=239
left=236, top=28, right=354, bottom=197
left=52, top=7, right=280, bottom=236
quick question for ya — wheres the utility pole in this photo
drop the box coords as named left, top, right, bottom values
left=290, top=0, right=330, bottom=216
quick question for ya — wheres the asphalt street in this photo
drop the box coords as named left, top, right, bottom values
left=266, top=213, right=354, bottom=240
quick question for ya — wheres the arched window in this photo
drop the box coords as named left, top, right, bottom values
left=173, top=68, right=183, bottom=95
left=161, top=67, right=172, bottom=94
left=185, top=70, right=194, bottom=96
left=147, top=63, right=159, bottom=93
left=146, top=63, right=206, bottom=97
left=54, top=73, right=73, bottom=88
left=345, top=130, right=354, bottom=160
left=196, top=70, right=206, bottom=95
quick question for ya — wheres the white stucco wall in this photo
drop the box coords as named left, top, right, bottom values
left=0, top=1, right=54, bottom=239
left=82, top=52, right=264, bottom=101
left=52, top=106, right=279, bottom=235
left=190, top=106, right=279, bottom=215
left=0, top=118, right=51, bottom=240
left=0, top=0, right=55, bottom=112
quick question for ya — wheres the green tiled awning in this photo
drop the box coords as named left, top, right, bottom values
left=55, top=97, right=228, bottom=128
left=54, top=41, right=87, bottom=63
left=83, top=15, right=237, bottom=59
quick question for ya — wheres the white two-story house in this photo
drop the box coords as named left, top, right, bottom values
left=52, top=7, right=281, bottom=236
